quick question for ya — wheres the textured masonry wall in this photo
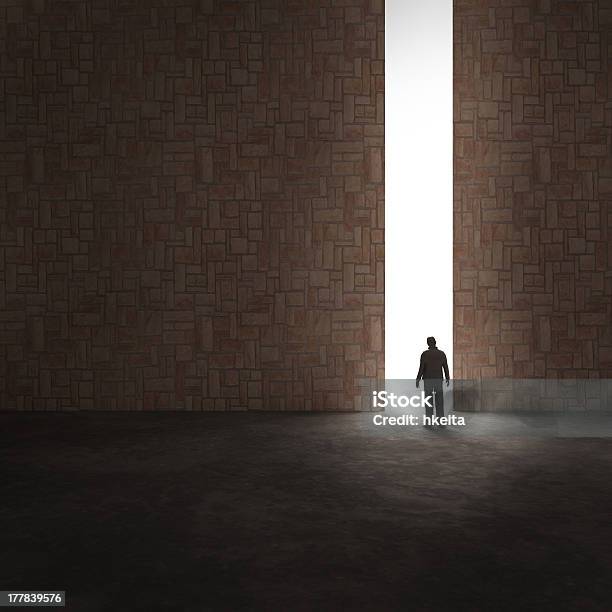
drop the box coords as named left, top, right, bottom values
left=0, top=0, right=384, bottom=410
left=454, top=0, right=612, bottom=380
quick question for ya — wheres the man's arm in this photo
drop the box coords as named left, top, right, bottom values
left=442, top=353, right=450, bottom=385
left=416, top=353, right=425, bottom=388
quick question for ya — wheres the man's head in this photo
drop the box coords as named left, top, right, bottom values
left=427, top=336, right=436, bottom=348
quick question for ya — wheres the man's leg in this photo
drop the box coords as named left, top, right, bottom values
left=423, top=382, right=434, bottom=419
left=434, top=380, right=444, bottom=418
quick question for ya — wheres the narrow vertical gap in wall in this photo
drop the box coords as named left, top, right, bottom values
left=385, top=0, right=453, bottom=378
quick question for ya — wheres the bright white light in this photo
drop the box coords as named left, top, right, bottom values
left=385, top=0, right=453, bottom=378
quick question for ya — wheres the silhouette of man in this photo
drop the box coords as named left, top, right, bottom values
left=416, top=336, right=450, bottom=420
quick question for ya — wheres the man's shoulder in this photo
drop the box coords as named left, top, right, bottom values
left=431, top=348, right=447, bottom=360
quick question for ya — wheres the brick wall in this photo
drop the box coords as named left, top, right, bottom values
left=0, top=0, right=384, bottom=410
left=454, top=0, right=612, bottom=379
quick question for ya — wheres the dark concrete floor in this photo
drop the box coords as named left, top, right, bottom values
left=2, top=412, right=612, bottom=611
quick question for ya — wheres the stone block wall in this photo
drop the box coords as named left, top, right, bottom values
left=0, top=0, right=384, bottom=410
left=454, top=0, right=612, bottom=380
